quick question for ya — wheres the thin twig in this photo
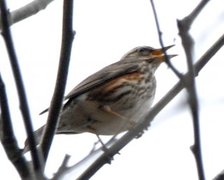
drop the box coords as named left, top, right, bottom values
left=52, top=154, right=71, bottom=180
left=150, top=0, right=183, bottom=79
left=0, top=74, right=30, bottom=179
left=40, top=0, right=75, bottom=161
left=51, top=136, right=118, bottom=179
left=77, top=34, right=224, bottom=180
left=0, top=0, right=43, bottom=177
left=177, top=1, right=210, bottom=179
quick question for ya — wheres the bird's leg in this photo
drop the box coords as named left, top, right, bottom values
left=96, top=134, right=114, bottom=164
left=88, top=134, right=107, bottom=154
left=100, top=105, right=137, bottom=133
left=96, top=134, right=108, bottom=152
left=100, top=105, right=126, bottom=120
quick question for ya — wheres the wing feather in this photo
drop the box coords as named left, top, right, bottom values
left=40, top=60, right=140, bottom=114
left=65, top=61, right=140, bottom=100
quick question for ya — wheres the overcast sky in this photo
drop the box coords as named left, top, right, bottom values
left=1, top=0, right=224, bottom=179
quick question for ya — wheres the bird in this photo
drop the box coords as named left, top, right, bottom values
left=28, top=45, right=175, bottom=146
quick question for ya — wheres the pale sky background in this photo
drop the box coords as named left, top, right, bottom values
left=0, top=0, right=224, bottom=179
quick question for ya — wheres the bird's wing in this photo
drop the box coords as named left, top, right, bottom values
left=65, top=61, right=140, bottom=100
left=39, top=61, right=140, bottom=115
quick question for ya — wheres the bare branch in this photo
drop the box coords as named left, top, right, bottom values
left=0, top=0, right=44, bottom=177
left=40, top=0, right=75, bottom=161
left=150, top=0, right=183, bottom=79
left=150, top=1, right=210, bottom=178
left=181, top=0, right=210, bottom=27
left=77, top=34, right=224, bottom=180
left=52, top=137, right=117, bottom=179
left=0, top=74, right=30, bottom=179
left=213, top=169, right=224, bottom=180
left=177, top=1, right=210, bottom=179
left=0, top=0, right=54, bottom=29
left=51, top=155, right=71, bottom=180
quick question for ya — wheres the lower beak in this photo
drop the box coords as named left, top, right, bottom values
left=166, top=54, right=177, bottom=59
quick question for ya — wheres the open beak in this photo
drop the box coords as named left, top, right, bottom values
left=151, top=45, right=177, bottom=61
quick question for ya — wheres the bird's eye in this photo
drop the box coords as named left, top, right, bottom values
left=138, top=48, right=151, bottom=56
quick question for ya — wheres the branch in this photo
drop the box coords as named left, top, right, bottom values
left=0, top=74, right=30, bottom=179
left=40, top=0, right=75, bottom=161
left=51, top=154, right=71, bottom=180
left=77, top=34, right=224, bottom=180
left=0, top=0, right=54, bottom=29
left=0, top=0, right=43, bottom=177
left=150, top=1, right=210, bottom=178
left=51, top=137, right=117, bottom=179
left=180, top=0, right=210, bottom=26
left=177, top=1, right=210, bottom=180
left=213, top=170, right=224, bottom=180
left=150, top=0, right=183, bottom=79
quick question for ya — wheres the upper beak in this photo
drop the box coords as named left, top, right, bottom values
left=151, top=45, right=177, bottom=61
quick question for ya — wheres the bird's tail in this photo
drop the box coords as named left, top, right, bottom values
left=23, top=125, right=45, bottom=153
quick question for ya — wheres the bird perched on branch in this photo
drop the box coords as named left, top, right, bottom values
left=26, top=45, right=175, bottom=148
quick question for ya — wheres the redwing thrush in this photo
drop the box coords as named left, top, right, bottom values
left=33, top=45, right=175, bottom=142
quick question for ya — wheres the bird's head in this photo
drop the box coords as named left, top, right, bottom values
left=122, top=45, right=176, bottom=65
